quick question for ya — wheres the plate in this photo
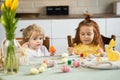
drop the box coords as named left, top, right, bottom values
left=81, top=61, right=120, bottom=70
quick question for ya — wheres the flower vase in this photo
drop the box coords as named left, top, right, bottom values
left=2, top=33, right=19, bottom=74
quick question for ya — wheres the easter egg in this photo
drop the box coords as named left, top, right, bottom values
left=67, top=60, right=72, bottom=65
left=40, top=63, right=47, bottom=68
left=30, top=68, right=39, bottom=75
left=47, top=60, right=55, bottom=67
left=80, top=53, right=84, bottom=57
left=61, top=58, right=68, bottom=64
left=49, top=46, right=56, bottom=56
left=39, top=66, right=45, bottom=73
left=61, top=65, right=70, bottom=73
left=73, top=61, right=80, bottom=68
left=61, top=53, right=68, bottom=58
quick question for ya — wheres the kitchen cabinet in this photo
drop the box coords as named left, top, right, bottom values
left=0, top=20, right=52, bottom=45
left=16, top=19, right=52, bottom=45
left=92, top=18, right=106, bottom=35
left=106, top=18, right=120, bottom=51
left=51, top=18, right=106, bottom=53
left=51, top=19, right=82, bottom=53
left=1, top=18, right=119, bottom=53
left=106, top=18, right=120, bottom=37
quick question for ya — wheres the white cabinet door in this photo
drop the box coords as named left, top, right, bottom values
left=52, top=19, right=82, bottom=38
left=106, top=18, right=120, bottom=52
left=16, top=19, right=52, bottom=45
left=116, top=37, right=120, bottom=52
left=106, top=18, right=120, bottom=37
left=92, top=18, right=106, bottom=35
left=52, top=39, right=68, bottom=54
left=51, top=19, right=82, bottom=54
left=0, top=24, right=5, bottom=44
left=51, top=18, right=106, bottom=54
left=16, top=20, right=52, bottom=38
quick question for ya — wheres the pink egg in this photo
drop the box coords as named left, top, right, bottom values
left=73, top=61, right=80, bottom=68
left=61, top=65, right=70, bottom=73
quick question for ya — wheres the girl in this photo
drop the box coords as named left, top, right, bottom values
left=68, top=15, right=104, bottom=57
left=22, top=24, right=50, bottom=58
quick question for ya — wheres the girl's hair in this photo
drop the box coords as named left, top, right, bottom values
left=74, top=14, right=103, bottom=49
left=22, top=24, right=44, bottom=42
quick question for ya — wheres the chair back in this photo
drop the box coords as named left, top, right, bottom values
left=67, top=34, right=116, bottom=51
left=101, top=34, right=116, bottom=51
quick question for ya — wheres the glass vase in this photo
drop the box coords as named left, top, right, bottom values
left=2, top=33, right=19, bottom=74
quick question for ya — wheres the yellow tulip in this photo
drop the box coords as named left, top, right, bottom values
left=11, top=0, right=18, bottom=11
left=1, top=3, right=4, bottom=11
left=5, top=0, right=12, bottom=8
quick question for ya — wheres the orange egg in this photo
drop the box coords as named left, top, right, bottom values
left=49, top=46, right=56, bottom=56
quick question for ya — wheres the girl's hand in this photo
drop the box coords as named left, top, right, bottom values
left=97, top=48, right=104, bottom=57
left=67, top=47, right=74, bottom=56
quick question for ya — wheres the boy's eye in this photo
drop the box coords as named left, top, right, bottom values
left=39, top=37, right=43, bottom=40
left=33, top=38, right=37, bottom=40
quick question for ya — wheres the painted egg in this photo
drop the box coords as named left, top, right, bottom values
left=47, top=60, right=55, bottom=67
left=73, top=61, right=80, bottom=68
left=61, top=58, right=68, bottom=64
left=80, top=53, right=84, bottom=57
left=39, top=66, right=45, bottom=73
left=61, top=53, right=68, bottom=58
left=40, top=63, right=47, bottom=68
left=30, top=68, right=39, bottom=75
left=61, top=65, right=70, bottom=73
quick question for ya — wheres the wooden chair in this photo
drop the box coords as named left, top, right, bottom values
left=67, top=34, right=116, bottom=51
left=16, top=36, right=50, bottom=50
left=101, top=34, right=116, bottom=51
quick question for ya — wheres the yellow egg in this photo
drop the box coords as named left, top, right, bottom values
left=61, top=58, right=68, bottom=64
left=61, top=53, right=68, bottom=58
left=39, top=66, right=45, bottom=73
left=30, top=68, right=39, bottom=75
left=40, top=63, right=47, bottom=68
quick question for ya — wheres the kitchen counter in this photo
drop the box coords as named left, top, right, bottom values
left=15, top=13, right=120, bottom=20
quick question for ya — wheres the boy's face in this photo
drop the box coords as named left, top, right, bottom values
left=29, top=35, right=44, bottom=50
left=79, top=26, right=94, bottom=45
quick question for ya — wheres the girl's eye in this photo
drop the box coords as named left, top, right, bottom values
left=80, top=33, right=85, bottom=36
left=87, top=33, right=93, bottom=36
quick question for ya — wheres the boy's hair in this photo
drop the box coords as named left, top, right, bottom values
left=22, top=24, right=44, bottom=42
left=74, top=14, right=103, bottom=49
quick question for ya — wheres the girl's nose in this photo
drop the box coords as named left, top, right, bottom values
left=84, top=35, right=88, bottom=38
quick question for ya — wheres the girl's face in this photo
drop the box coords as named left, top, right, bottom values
left=79, top=26, right=94, bottom=45
left=28, top=34, right=44, bottom=50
